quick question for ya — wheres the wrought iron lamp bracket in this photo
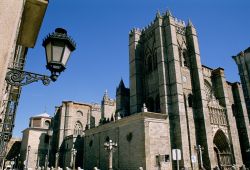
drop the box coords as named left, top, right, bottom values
left=5, top=68, right=51, bottom=86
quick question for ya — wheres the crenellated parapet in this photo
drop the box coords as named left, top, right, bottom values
left=91, top=103, right=101, bottom=111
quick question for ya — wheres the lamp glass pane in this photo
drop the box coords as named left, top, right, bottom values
left=45, top=42, right=52, bottom=63
left=61, top=45, right=71, bottom=66
left=52, top=45, right=64, bottom=62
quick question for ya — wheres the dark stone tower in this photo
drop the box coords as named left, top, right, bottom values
left=116, top=79, right=130, bottom=117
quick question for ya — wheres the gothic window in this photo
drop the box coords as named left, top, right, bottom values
left=144, top=36, right=157, bottom=74
left=204, top=81, right=227, bottom=126
left=74, top=121, right=83, bottom=136
left=183, top=49, right=188, bottom=67
left=178, top=48, right=183, bottom=66
left=204, top=81, right=213, bottom=101
left=178, top=48, right=188, bottom=67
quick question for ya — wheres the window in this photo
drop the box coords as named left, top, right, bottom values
left=183, top=50, right=188, bottom=67
left=76, top=110, right=83, bottom=117
left=44, top=120, right=50, bottom=129
left=74, top=121, right=83, bottom=136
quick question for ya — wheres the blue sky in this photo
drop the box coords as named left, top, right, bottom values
left=13, top=0, right=250, bottom=137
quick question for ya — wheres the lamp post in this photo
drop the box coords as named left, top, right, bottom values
left=104, top=140, right=118, bottom=170
left=25, top=145, right=31, bottom=170
left=55, top=152, right=59, bottom=169
left=71, top=148, right=77, bottom=170
left=45, top=129, right=53, bottom=169
left=17, top=154, right=20, bottom=169
left=195, top=145, right=204, bottom=169
left=5, top=28, right=76, bottom=86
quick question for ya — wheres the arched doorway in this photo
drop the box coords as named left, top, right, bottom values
left=213, top=129, right=233, bottom=169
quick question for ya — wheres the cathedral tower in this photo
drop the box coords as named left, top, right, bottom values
left=233, top=48, right=250, bottom=120
left=129, top=11, right=247, bottom=169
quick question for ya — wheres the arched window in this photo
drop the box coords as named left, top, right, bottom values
left=183, top=49, right=188, bottom=67
left=44, top=120, right=50, bottom=129
left=76, top=110, right=83, bottom=117
left=74, top=121, right=83, bottom=136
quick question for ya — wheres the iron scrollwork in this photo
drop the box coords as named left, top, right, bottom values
left=5, top=68, right=51, bottom=86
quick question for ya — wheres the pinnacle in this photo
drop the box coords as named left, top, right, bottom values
left=166, top=9, right=172, bottom=17
left=104, top=89, right=108, bottom=98
left=119, top=78, right=125, bottom=88
left=187, top=19, right=194, bottom=27
left=156, top=10, right=161, bottom=19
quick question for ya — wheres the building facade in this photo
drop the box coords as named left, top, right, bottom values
left=84, top=112, right=170, bottom=170
left=233, top=48, right=250, bottom=120
left=20, top=113, right=52, bottom=169
left=233, top=47, right=250, bottom=167
left=50, top=92, right=116, bottom=168
left=0, top=0, right=49, bottom=167
left=128, top=11, right=250, bottom=169
left=84, top=11, right=250, bottom=170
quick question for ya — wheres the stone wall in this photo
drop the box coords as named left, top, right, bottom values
left=84, top=112, right=170, bottom=170
left=0, top=0, right=24, bottom=102
left=20, top=129, right=50, bottom=169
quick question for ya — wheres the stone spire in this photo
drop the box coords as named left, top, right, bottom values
left=156, top=10, right=161, bottom=19
left=103, top=89, right=109, bottom=100
left=118, top=78, right=125, bottom=89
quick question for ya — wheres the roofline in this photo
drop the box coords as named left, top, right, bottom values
left=62, top=101, right=93, bottom=107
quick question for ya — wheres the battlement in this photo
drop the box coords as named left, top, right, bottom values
left=129, top=28, right=142, bottom=36
left=130, top=10, right=188, bottom=36
left=173, top=17, right=186, bottom=27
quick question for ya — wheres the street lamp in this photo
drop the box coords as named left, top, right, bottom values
left=71, top=148, right=77, bottom=170
left=194, top=145, right=204, bottom=169
left=55, top=152, right=59, bottom=169
left=6, top=28, right=76, bottom=86
left=45, top=129, right=53, bottom=169
left=104, top=140, right=118, bottom=170
left=25, top=145, right=31, bottom=170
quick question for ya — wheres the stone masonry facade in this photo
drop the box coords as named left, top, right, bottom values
left=126, top=11, right=250, bottom=169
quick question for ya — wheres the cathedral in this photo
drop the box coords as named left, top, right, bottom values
left=84, top=11, right=250, bottom=170
left=19, top=11, right=250, bottom=170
